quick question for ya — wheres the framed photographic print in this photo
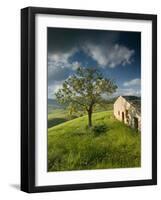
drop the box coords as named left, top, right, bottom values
left=21, top=7, right=157, bottom=193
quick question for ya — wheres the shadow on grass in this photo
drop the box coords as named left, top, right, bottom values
left=92, top=124, right=110, bottom=137
left=48, top=118, right=68, bottom=128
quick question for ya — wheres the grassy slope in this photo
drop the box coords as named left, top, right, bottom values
left=48, top=109, right=69, bottom=128
left=47, top=102, right=114, bottom=128
left=48, top=111, right=141, bottom=171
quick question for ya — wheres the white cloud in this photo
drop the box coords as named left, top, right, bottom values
left=123, top=78, right=141, bottom=87
left=48, top=48, right=77, bottom=70
left=100, top=86, right=141, bottom=100
left=71, top=61, right=81, bottom=70
left=48, top=41, right=135, bottom=84
left=48, top=81, right=63, bottom=99
left=113, top=88, right=141, bottom=97
left=115, top=79, right=141, bottom=98
left=48, top=48, right=81, bottom=82
left=84, top=43, right=134, bottom=68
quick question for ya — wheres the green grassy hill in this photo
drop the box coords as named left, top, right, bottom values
left=48, top=109, right=69, bottom=128
left=48, top=111, right=141, bottom=171
left=47, top=99, right=115, bottom=128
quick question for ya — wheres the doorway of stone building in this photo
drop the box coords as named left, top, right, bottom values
left=122, top=112, right=124, bottom=122
left=134, top=117, right=138, bottom=129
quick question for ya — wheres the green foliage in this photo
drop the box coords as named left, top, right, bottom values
left=55, top=67, right=117, bottom=106
left=48, top=111, right=141, bottom=171
left=67, top=102, right=86, bottom=119
left=55, top=67, right=117, bottom=127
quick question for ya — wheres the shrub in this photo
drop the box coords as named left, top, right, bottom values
left=92, top=124, right=109, bottom=137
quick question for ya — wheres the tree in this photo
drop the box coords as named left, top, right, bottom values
left=55, top=67, right=117, bottom=127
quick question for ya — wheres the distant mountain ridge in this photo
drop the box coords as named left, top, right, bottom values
left=48, top=99, right=64, bottom=113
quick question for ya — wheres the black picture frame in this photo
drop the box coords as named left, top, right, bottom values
left=21, top=6, right=157, bottom=193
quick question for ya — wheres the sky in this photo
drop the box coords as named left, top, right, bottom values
left=47, top=28, right=141, bottom=99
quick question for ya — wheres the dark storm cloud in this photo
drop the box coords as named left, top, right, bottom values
left=48, top=66, right=70, bottom=84
left=47, top=28, right=120, bottom=54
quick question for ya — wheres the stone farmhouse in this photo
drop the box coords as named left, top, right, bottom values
left=113, top=96, right=141, bottom=131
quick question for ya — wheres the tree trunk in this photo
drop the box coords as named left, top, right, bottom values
left=88, top=109, right=92, bottom=127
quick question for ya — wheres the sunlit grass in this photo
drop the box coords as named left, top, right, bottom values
left=48, top=111, right=141, bottom=171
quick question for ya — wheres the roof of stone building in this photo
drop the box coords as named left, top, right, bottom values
left=122, top=96, right=141, bottom=114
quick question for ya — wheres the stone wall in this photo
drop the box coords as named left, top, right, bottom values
left=113, top=96, right=141, bottom=131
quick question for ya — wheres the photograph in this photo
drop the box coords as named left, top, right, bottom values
left=47, top=28, right=141, bottom=172
left=21, top=7, right=157, bottom=192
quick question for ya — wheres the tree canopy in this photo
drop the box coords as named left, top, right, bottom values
left=55, top=67, right=117, bottom=127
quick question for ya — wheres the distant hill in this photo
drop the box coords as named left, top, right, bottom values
left=48, top=99, right=60, bottom=107
left=48, top=99, right=64, bottom=113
